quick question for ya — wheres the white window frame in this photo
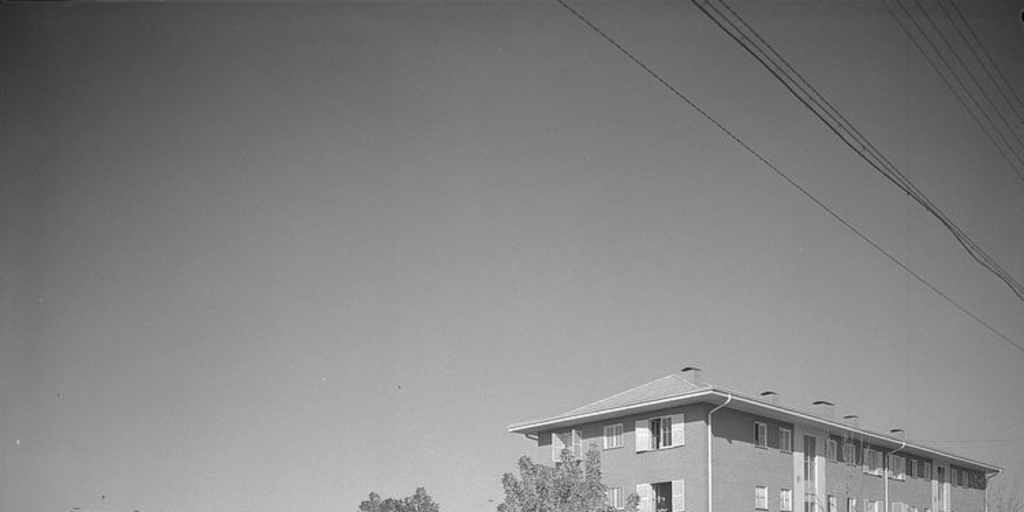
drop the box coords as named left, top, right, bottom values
left=552, top=429, right=583, bottom=461
left=607, top=487, right=624, bottom=510
left=863, top=448, right=883, bottom=476
left=827, top=439, right=838, bottom=461
left=848, top=498, right=857, bottom=512
left=829, top=495, right=837, bottom=512
left=888, top=454, right=906, bottom=480
left=638, top=415, right=684, bottom=451
left=843, top=441, right=856, bottom=465
left=780, top=488, right=793, bottom=512
left=780, top=428, right=792, bottom=453
left=604, top=424, right=624, bottom=449
left=755, top=422, right=768, bottom=448
left=755, top=486, right=769, bottom=510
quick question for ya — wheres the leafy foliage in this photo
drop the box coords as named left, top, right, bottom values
left=499, top=444, right=638, bottom=512
left=359, top=487, right=440, bottom=512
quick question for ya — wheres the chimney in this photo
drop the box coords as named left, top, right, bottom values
left=842, top=414, right=860, bottom=428
left=680, top=366, right=702, bottom=385
left=760, top=391, right=779, bottom=405
left=812, top=400, right=835, bottom=420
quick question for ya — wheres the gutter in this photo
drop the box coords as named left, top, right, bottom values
left=884, top=438, right=907, bottom=512
left=985, top=468, right=1004, bottom=512
left=707, top=393, right=732, bottom=512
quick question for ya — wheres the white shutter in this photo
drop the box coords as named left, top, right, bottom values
left=552, top=432, right=565, bottom=462
left=672, top=480, right=685, bottom=512
left=636, top=420, right=651, bottom=452
left=572, top=429, right=583, bottom=458
left=670, top=414, right=685, bottom=446
left=637, top=484, right=652, bottom=512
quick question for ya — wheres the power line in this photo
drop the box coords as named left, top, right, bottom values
left=910, top=0, right=1024, bottom=159
left=549, top=0, right=1024, bottom=354
left=940, top=0, right=1024, bottom=125
left=884, top=0, right=1024, bottom=182
left=692, top=0, right=1024, bottom=303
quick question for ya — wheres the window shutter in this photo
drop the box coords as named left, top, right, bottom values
left=672, top=480, right=685, bottom=512
left=552, top=432, right=565, bottom=462
left=572, top=429, right=583, bottom=458
left=637, top=484, right=652, bottom=512
left=670, top=414, right=685, bottom=446
left=636, top=420, right=651, bottom=452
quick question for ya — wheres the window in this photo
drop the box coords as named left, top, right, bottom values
left=755, top=486, right=768, bottom=510
left=843, top=442, right=856, bottom=465
left=827, top=439, right=838, bottom=461
left=956, top=468, right=965, bottom=487
left=638, top=481, right=682, bottom=512
left=637, top=415, right=684, bottom=452
left=909, top=459, right=918, bottom=479
left=780, top=489, right=793, bottom=512
left=863, top=448, right=883, bottom=476
left=922, top=462, right=932, bottom=480
left=605, top=424, right=624, bottom=449
left=552, top=429, right=583, bottom=461
left=755, top=422, right=768, bottom=448
left=891, top=503, right=904, bottom=512
left=848, top=498, right=857, bottom=512
left=865, top=501, right=881, bottom=512
left=607, top=487, right=624, bottom=509
left=780, top=428, right=792, bottom=453
left=951, top=468, right=960, bottom=487
left=829, top=495, right=837, bottom=512
left=888, top=454, right=906, bottom=480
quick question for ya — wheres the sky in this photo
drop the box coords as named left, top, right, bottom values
left=2, top=1, right=1023, bottom=512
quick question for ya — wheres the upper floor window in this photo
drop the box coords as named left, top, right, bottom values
left=922, top=462, right=932, bottom=480
left=755, top=486, right=768, bottom=510
left=888, top=454, right=906, bottom=480
left=604, top=424, right=624, bottom=449
left=780, top=428, right=792, bottom=453
left=842, top=441, right=856, bottom=465
left=636, top=414, right=684, bottom=452
left=754, top=422, right=768, bottom=448
left=827, top=439, right=838, bottom=461
left=552, top=429, right=583, bottom=461
left=909, top=459, right=918, bottom=479
left=863, top=448, right=883, bottom=476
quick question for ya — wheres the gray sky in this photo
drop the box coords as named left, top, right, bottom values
left=2, top=2, right=1023, bottom=512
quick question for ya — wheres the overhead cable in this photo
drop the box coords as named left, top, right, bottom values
left=692, top=0, right=1024, bottom=302
left=550, top=0, right=1024, bottom=353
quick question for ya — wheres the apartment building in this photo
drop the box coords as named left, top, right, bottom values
left=507, top=373, right=998, bottom=512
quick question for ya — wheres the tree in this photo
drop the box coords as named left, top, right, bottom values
left=989, top=476, right=1023, bottom=512
left=498, top=444, right=638, bottom=512
left=359, top=488, right=440, bottom=512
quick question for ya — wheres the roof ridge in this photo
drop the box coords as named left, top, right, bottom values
left=561, top=373, right=708, bottom=416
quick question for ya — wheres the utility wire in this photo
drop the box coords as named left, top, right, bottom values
left=884, top=0, right=1024, bottom=181
left=911, top=0, right=1024, bottom=161
left=693, top=0, right=1024, bottom=303
left=941, top=0, right=1024, bottom=125
left=550, top=0, right=1024, bottom=353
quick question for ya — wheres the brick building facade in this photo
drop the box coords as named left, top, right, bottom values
left=508, top=374, right=997, bottom=512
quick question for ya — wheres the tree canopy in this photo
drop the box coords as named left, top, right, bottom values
left=359, top=487, right=440, bottom=512
left=498, top=444, right=637, bottom=512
